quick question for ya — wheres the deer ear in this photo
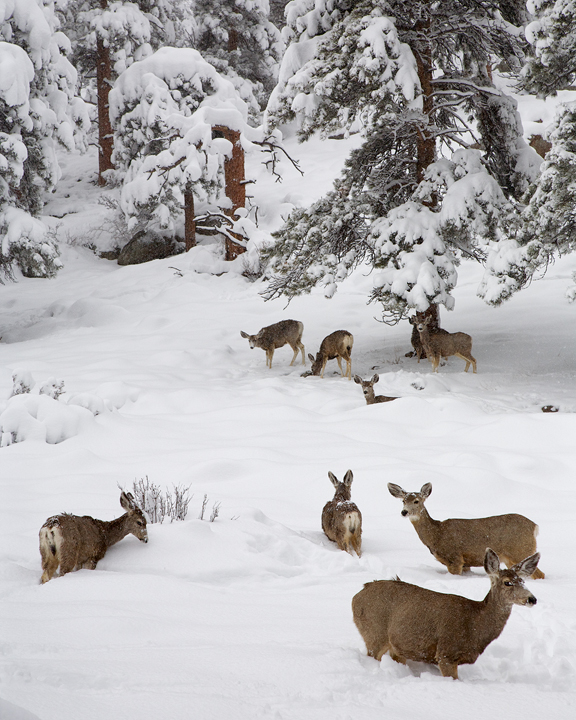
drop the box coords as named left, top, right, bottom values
left=420, top=483, right=432, bottom=498
left=308, top=353, right=314, bottom=362
left=120, top=491, right=137, bottom=511
left=328, top=471, right=339, bottom=488
left=343, top=469, right=353, bottom=486
left=371, top=373, right=379, bottom=383
left=240, top=331, right=249, bottom=338
left=484, top=548, right=500, bottom=575
left=387, top=483, right=406, bottom=499
left=512, top=552, right=541, bottom=578
left=353, top=375, right=362, bottom=384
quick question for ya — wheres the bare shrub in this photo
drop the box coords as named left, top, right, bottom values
left=133, top=479, right=219, bottom=523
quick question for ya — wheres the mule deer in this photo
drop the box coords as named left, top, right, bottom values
left=408, top=311, right=449, bottom=361
left=39, top=491, right=148, bottom=583
left=304, top=330, right=354, bottom=379
left=410, top=315, right=476, bottom=373
left=240, top=319, right=305, bottom=369
left=387, top=482, right=544, bottom=579
left=322, top=470, right=362, bottom=557
left=354, top=374, right=398, bottom=404
left=352, top=548, right=539, bottom=679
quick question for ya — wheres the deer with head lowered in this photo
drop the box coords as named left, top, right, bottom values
left=240, top=319, right=305, bottom=369
left=322, top=470, right=362, bottom=557
left=354, top=374, right=398, bottom=404
left=387, top=482, right=544, bottom=579
left=352, top=548, right=540, bottom=679
left=410, top=315, right=476, bottom=373
left=39, top=491, right=148, bottom=583
left=303, top=330, right=354, bottom=379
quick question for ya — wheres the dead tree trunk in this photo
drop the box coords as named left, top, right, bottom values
left=96, top=1, right=114, bottom=186
left=213, top=125, right=247, bottom=260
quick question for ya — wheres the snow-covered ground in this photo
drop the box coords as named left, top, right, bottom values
left=0, top=129, right=575, bottom=719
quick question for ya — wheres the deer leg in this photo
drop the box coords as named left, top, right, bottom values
left=320, top=358, right=328, bottom=378
left=336, top=356, right=344, bottom=376
left=289, top=344, right=299, bottom=366
left=40, top=553, right=59, bottom=584
left=266, top=349, right=274, bottom=368
left=299, top=342, right=306, bottom=365
left=437, top=657, right=459, bottom=679
left=388, top=646, right=407, bottom=666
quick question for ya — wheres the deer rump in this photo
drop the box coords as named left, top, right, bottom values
left=353, top=579, right=496, bottom=667
left=40, top=514, right=110, bottom=573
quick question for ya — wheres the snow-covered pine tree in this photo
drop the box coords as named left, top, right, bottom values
left=194, top=0, right=284, bottom=118
left=57, top=1, right=197, bottom=183
left=109, top=47, right=269, bottom=249
left=512, top=1, right=576, bottom=297
left=263, top=0, right=541, bottom=323
left=522, top=0, right=576, bottom=96
left=0, top=0, right=88, bottom=279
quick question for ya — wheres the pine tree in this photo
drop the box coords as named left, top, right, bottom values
left=109, top=47, right=262, bottom=247
left=0, top=0, right=88, bottom=279
left=505, top=1, right=576, bottom=296
left=522, top=0, right=576, bottom=96
left=263, top=0, right=541, bottom=321
left=194, top=0, right=284, bottom=118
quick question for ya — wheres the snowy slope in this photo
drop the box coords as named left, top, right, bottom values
left=0, top=131, right=575, bottom=720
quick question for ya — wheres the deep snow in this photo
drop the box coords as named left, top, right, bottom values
left=0, top=123, right=575, bottom=720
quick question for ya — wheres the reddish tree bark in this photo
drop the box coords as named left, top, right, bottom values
left=213, top=125, right=247, bottom=260
left=96, top=1, right=114, bottom=185
left=184, top=191, right=196, bottom=250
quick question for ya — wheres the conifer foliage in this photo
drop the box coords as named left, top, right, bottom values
left=263, top=0, right=542, bottom=319
left=0, top=0, right=88, bottom=279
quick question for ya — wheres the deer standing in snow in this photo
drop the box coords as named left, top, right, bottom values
left=322, top=470, right=362, bottom=557
left=352, top=548, right=540, bottom=679
left=354, top=374, right=398, bottom=404
left=240, top=319, right=305, bottom=369
left=410, top=315, right=476, bottom=373
left=387, top=482, right=544, bottom=579
left=304, top=330, right=354, bottom=379
left=39, top=491, right=148, bottom=583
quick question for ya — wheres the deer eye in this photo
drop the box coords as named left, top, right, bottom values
left=504, top=581, right=513, bottom=586
left=137, top=520, right=144, bottom=526
left=414, top=500, right=419, bottom=504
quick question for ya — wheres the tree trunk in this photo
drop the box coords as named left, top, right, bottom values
left=413, top=14, right=435, bottom=188
left=410, top=7, right=438, bottom=343
left=96, top=2, right=114, bottom=186
left=213, top=125, right=247, bottom=260
left=184, top=191, right=196, bottom=251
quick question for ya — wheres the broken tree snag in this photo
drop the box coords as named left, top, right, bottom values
left=213, top=125, right=247, bottom=260
left=184, top=191, right=196, bottom=251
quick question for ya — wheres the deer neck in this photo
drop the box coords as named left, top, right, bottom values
left=472, top=589, right=514, bottom=650
left=410, top=507, right=441, bottom=546
left=334, top=489, right=351, bottom=504
left=101, top=513, right=132, bottom=548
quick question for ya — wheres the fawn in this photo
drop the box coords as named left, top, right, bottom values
left=304, top=330, right=354, bottom=379
left=240, top=319, right=305, bottom=368
left=410, top=315, right=476, bottom=372
left=354, top=374, right=398, bottom=404
left=322, top=470, right=362, bottom=557
left=39, top=491, right=148, bottom=583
